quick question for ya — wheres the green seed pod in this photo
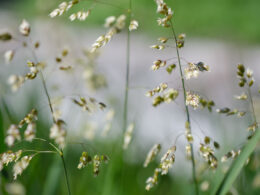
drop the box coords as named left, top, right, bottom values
left=237, top=64, right=245, bottom=73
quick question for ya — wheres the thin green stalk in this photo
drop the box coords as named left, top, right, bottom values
left=30, top=44, right=72, bottom=194
left=61, top=151, right=72, bottom=195
left=213, top=128, right=260, bottom=195
left=39, top=70, right=56, bottom=123
left=169, top=20, right=199, bottom=195
left=37, top=62, right=71, bottom=195
left=122, top=0, right=132, bottom=134
left=247, top=85, right=257, bottom=124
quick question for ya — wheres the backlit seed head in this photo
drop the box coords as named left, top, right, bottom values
left=234, top=92, right=248, bottom=100
left=104, top=16, right=116, bottom=28
left=5, top=125, right=21, bottom=147
left=144, top=144, right=161, bottom=167
left=186, top=91, right=200, bottom=109
left=166, top=64, right=176, bottom=74
left=49, top=120, right=67, bottom=149
left=123, top=123, right=134, bottom=150
left=77, top=152, right=92, bottom=169
left=129, top=20, right=139, bottom=31
left=158, top=37, right=168, bottom=43
left=4, top=50, right=15, bottom=64
left=13, top=155, right=33, bottom=180
left=19, top=19, right=30, bottom=36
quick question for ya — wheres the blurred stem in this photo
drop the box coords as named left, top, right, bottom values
left=38, top=69, right=71, bottom=195
left=169, top=20, right=199, bottom=195
left=247, top=85, right=257, bottom=124
left=61, top=151, right=71, bottom=195
left=123, top=0, right=132, bottom=135
left=39, top=71, right=56, bottom=123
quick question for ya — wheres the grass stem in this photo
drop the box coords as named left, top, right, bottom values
left=169, top=20, right=199, bottom=195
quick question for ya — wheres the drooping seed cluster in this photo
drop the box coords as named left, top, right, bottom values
left=123, top=123, right=135, bottom=150
left=199, top=136, right=220, bottom=169
left=184, top=62, right=209, bottom=80
left=5, top=109, right=38, bottom=147
left=0, top=150, right=33, bottom=180
left=72, top=96, right=106, bottom=113
left=237, top=64, right=254, bottom=87
left=216, top=107, right=246, bottom=118
left=49, top=0, right=79, bottom=18
left=77, top=152, right=109, bottom=176
left=50, top=119, right=67, bottom=149
left=144, top=144, right=161, bottom=167
left=144, top=145, right=176, bottom=191
left=90, top=15, right=127, bottom=53
left=155, top=0, right=173, bottom=28
left=186, top=91, right=200, bottom=109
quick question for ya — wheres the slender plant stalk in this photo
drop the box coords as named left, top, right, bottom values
left=61, top=151, right=72, bottom=195
left=247, top=86, right=257, bottom=124
left=169, top=20, right=199, bottom=195
left=122, top=0, right=132, bottom=134
left=213, top=128, right=260, bottom=195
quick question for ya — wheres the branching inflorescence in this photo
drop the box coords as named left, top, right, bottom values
left=143, top=0, right=220, bottom=193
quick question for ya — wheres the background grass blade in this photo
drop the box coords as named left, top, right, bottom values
left=213, top=129, right=260, bottom=195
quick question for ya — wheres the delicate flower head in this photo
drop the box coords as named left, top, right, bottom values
left=129, top=20, right=139, bottom=31
left=186, top=91, right=200, bottom=109
left=5, top=125, right=21, bottom=147
left=8, top=75, right=25, bottom=92
left=159, top=146, right=176, bottom=175
left=24, top=123, right=36, bottom=142
left=13, top=155, right=32, bottom=180
left=104, top=16, right=116, bottom=28
left=50, top=120, right=66, bottom=149
left=19, top=19, right=30, bottom=36
left=77, top=151, right=92, bottom=169
left=145, top=168, right=161, bottom=191
left=144, top=144, right=161, bottom=167
left=123, top=123, right=134, bottom=150
left=4, top=50, right=15, bottom=64
left=184, top=63, right=199, bottom=80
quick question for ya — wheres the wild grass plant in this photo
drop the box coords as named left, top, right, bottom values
left=0, top=0, right=260, bottom=195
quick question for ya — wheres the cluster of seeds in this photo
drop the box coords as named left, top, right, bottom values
left=151, top=89, right=179, bottom=107
left=155, top=0, right=173, bottom=27
left=216, top=107, right=246, bottom=118
left=221, top=149, right=241, bottom=163
left=184, top=62, right=209, bottom=80
left=199, top=136, right=220, bottom=169
left=72, top=96, right=106, bottom=113
left=90, top=15, right=127, bottom=53
left=144, top=145, right=176, bottom=190
left=50, top=119, right=67, bottom=149
left=77, top=152, right=109, bottom=176
left=237, top=64, right=254, bottom=87
left=49, top=0, right=79, bottom=18
left=69, top=10, right=91, bottom=21
left=199, top=98, right=215, bottom=112
left=123, top=123, right=135, bottom=150
left=5, top=109, right=38, bottom=147
left=186, top=91, right=200, bottom=110
left=143, top=144, right=161, bottom=167
left=0, top=150, right=33, bottom=180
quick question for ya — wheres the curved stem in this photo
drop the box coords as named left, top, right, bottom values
left=61, top=151, right=72, bottom=195
left=169, top=20, right=199, bottom=195
left=28, top=43, right=71, bottom=194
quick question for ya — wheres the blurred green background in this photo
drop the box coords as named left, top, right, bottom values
left=1, top=0, right=260, bottom=43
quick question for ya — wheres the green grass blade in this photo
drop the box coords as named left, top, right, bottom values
left=213, top=129, right=260, bottom=195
